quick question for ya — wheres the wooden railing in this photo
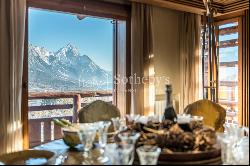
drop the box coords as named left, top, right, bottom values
left=28, top=91, right=113, bottom=147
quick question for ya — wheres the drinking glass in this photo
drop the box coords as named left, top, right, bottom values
left=136, top=145, right=161, bottom=165
left=78, top=124, right=97, bottom=159
left=118, top=131, right=141, bottom=145
left=111, top=117, right=127, bottom=133
left=105, top=143, right=134, bottom=165
left=224, top=124, right=245, bottom=140
left=177, top=114, right=192, bottom=131
left=218, top=124, right=248, bottom=165
left=96, top=121, right=111, bottom=163
left=217, top=133, right=234, bottom=164
left=126, top=114, right=140, bottom=123
left=118, top=131, right=140, bottom=164
left=231, top=126, right=249, bottom=165
left=232, top=136, right=249, bottom=165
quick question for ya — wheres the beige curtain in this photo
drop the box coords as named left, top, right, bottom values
left=131, top=2, right=153, bottom=115
left=240, top=9, right=249, bottom=127
left=0, top=0, right=26, bottom=154
left=179, top=13, right=201, bottom=113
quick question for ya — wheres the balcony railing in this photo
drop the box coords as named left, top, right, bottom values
left=28, top=91, right=113, bottom=147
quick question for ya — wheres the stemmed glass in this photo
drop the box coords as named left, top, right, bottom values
left=105, top=143, right=134, bottom=165
left=136, top=145, right=161, bottom=165
left=96, top=121, right=111, bottom=163
left=78, top=123, right=97, bottom=163
left=111, top=117, right=127, bottom=133
left=126, top=114, right=140, bottom=123
left=118, top=131, right=141, bottom=165
left=118, top=131, right=141, bottom=145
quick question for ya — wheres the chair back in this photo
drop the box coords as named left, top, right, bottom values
left=184, top=99, right=226, bottom=132
left=78, top=100, right=121, bottom=123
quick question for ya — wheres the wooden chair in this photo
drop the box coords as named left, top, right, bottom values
left=78, top=100, right=121, bottom=123
left=184, top=99, right=226, bottom=132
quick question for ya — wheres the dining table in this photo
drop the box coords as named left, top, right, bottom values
left=34, top=139, right=223, bottom=165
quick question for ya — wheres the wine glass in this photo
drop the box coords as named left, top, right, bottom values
left=111, top=117, right=127, bottom=133
left=136, top=145, right=161, bottom=165
left=118, top=131, right=141, bottom=145
left=105, top=143, right=134, bottom=165
left=126, top=114, right=140, bottom=123
left=96, top=121, right=111, bottom=163
left=118, top=131, right=141, bottom=164
left=78, top=124, right=97, bottom=160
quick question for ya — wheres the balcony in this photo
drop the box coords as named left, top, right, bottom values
left=28, top=91, right=113, bottom=147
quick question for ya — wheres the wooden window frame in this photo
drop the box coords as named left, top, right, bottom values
left=22, top=0, right=131, bottom=149
left=215, top=16, right=243, bottom=124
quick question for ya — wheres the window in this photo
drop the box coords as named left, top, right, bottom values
left=217, top=20, right=239, bottom=124
left=201, top=18, right=240, bottom=124
left=26, top=4, right=129, bottom=147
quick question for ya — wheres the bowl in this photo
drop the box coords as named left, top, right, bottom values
left=61, top=128, right=81, bottom=148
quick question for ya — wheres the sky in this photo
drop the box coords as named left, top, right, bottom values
left=28, top=8, right=113, bottom=71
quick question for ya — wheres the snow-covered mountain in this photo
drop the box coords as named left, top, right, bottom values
left=28, top=43, right=113, bottom=92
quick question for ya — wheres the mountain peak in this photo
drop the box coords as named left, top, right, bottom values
left=65, top=43, right=77, bottom=49
left=56, top=43, right=80, bottom=57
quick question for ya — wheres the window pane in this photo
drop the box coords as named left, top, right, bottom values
left=219, top=33, right=238, bottom=41
left=219, top=22, right=238, bottom=29
left=28, top=9, right=113, bottom=92
left=219, top=47, right=238, bottom=62
left=218, top=21, right=239, bottom=124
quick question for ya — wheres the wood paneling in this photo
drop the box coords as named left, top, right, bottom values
left=129, top=0, right=249, bottom=15
left=239, top=10, right=249, bottom=127
left=214, top=0, right=245, bottom=5
left=131, top=0, right=206, bottom=14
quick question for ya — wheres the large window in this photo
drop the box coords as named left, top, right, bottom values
left=28, top=8, right=115, bottom=147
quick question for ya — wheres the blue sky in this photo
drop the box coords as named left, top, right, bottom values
left=28, top=8, right=113, bottom=71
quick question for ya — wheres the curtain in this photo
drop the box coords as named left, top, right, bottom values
left=131, top=2, right=153, bottom=115
left=240, top=9, right=249, bottom=127
left=179, top=13, right=201, bottom=113
left=0, top=0, right=26, bottom=154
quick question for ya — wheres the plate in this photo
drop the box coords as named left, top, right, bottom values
left=157, top=156, right=222, bottom=165
left=158, top=147, right=221, bottom=161
left=0, top=150, right=55, bottom=165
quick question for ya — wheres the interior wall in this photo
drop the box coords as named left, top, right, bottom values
left=152, top=6, right=181, bottom=112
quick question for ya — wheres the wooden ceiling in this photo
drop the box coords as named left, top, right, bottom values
left=114, top=0, right=249, bottom=15
left=161, top=0, right=249, bottom=14
left=213, top=0, right=244, bottom=5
